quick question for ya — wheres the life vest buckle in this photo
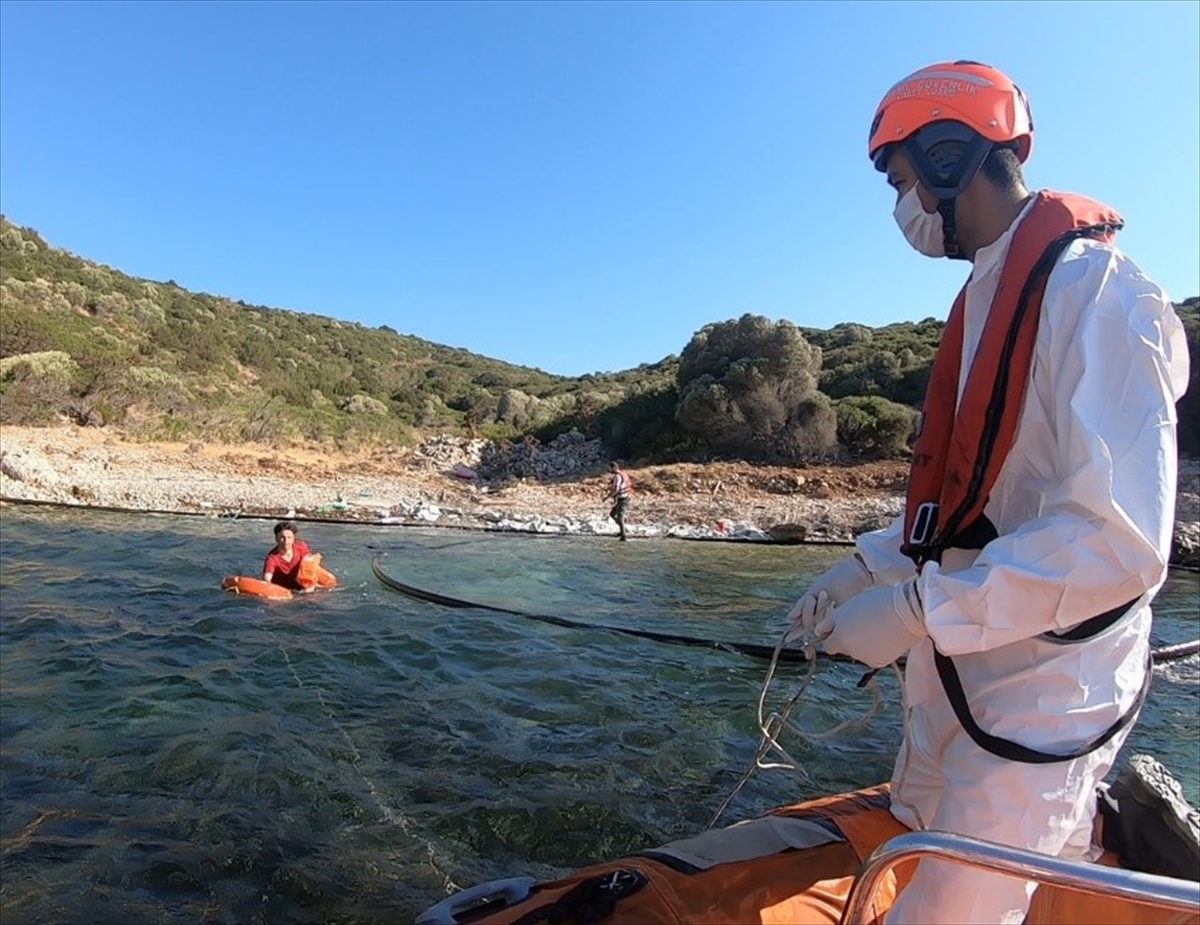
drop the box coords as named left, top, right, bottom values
left=908, top=502, right=939, bottom=547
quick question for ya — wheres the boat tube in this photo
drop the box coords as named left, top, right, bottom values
left=415, top=773, right=1200, bottom=925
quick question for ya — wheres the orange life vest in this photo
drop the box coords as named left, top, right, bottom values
left=901, top=191, right=1124, bottom=567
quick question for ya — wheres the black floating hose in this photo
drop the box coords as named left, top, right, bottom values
left=370, top=556, right=1200, bottom=668
left=371, top=555, right=831, bottom=664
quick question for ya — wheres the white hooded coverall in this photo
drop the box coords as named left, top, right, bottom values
left=851, top=197, right=1190, bottom=924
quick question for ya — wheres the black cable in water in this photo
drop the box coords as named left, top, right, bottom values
left=370, top=556, right=1200, bottom=667
left=371, top=555, right=826, bottom=664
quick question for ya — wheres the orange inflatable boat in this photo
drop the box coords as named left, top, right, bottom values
left=415, top=766, right=1199, bottom=925
left=221, top=554, right=338, bottom=600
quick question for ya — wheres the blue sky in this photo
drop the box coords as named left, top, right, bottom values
left=1, top=1, right=1197, bottom=377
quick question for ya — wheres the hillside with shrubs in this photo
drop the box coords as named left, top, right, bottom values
left=2, top=215, right=1196, bottom=464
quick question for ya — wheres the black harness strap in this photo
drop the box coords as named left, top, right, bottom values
left=934, top=638, right=1152, bottom=764
left=1043, top=597, right=1142, bottom=642
left=912, top=222, right=1140, bottom=764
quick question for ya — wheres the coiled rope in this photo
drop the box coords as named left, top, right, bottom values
left=706, top=623, right=903, bottom=828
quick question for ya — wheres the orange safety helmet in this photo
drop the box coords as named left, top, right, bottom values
left=868, top=60, right=1034, bottom=258
left=869, top=60, right=1033, bottom=171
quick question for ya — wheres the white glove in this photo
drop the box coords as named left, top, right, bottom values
left=820, top=581, right=926, bottom=668
left=784, top=590, right=831, bottom=644
left=785, top=554, right=875, bottom=640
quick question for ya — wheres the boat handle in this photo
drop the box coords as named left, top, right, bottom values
left=415, top=876, right=536, bottom=925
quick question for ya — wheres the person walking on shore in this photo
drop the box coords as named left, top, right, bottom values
left=603, top=461, right=632, bottom=541
left=787, top=59, right=1188, bottom=924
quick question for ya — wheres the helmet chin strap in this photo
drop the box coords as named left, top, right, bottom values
left=899, top=129, right=997, bottom=262
left=938, top=198, right=964, bottom=260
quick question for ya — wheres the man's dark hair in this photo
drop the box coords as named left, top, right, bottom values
left=274, top=520, right=299, bottom=537
left=979, top=144, right=1025, bottom=195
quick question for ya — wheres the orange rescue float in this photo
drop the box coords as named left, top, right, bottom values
left=221, top=575, right=294, bottom=600
left=296, top=553, right=338, bottom=591
left=221, top=554, right=338, bottom=600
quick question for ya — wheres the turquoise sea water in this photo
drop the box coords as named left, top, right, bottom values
left=1, top=505, right=1197, bottom=924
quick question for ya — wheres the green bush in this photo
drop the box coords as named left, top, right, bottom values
left=676, top=314, right=827, bottom=463
left=0, top=350, right=80, bottom=383
left=835, top=395, right=919, bottom=459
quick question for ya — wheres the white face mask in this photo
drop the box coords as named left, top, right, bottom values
left=893, top=184, right=946, bottom=258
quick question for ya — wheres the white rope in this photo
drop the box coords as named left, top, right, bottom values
left=707, top=624, right=904, bottom=830
left=277, top=639, right=461, bottom=894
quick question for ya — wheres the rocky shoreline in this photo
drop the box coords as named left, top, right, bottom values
left=0, top=426, right=901, bottom=543
left=1, top=424, right=1198, bottom=567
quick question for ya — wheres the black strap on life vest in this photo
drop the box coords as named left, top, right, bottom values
left=934, top=598, right=1151, bottom=765
left=931, top=511, right=1149, bottom=762
left=946, top=513, right=999, bottom=554
left=931, top=499, right=1149, bottom=756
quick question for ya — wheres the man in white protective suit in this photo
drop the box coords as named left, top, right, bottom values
left=787, top=60, right=1190, bottom=924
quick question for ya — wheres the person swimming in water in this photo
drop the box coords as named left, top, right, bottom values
left=262, top=521, right=317, bottom=591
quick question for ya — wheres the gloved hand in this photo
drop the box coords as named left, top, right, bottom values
left=820, top=580, right=927, bottom=668
left=785, top=554, right=875, bottom=641
left=784, top=590, right=831, bottom=644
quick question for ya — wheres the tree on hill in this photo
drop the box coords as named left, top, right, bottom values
left=675, top=313, right=837, bottom=463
